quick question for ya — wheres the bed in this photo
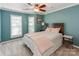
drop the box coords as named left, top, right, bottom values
left=22, top=23, right=64, bottom=56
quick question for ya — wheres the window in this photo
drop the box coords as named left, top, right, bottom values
left=28, top=16, right=35, bottom=33
left=11, top=15, right=22, bottom=38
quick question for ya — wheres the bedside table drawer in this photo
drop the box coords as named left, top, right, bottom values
left=63, top=35, right=73, bottom=49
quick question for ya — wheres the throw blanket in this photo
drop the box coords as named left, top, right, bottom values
left=27, top=32, right=53, bottom=54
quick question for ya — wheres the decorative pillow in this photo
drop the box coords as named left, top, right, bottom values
left=51, top=28, right=60, bottom=33
left=45, top=27, right=60, bottom=33
left=45, top=27, right=52, bottom=32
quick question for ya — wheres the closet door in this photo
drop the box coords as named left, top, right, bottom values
left=28, top=16, right=35, bottom=33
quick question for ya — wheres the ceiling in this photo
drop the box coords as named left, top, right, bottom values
left=0, top=3, right=78, bottom=14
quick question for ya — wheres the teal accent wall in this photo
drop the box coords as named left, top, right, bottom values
left=44, top=5, right=79, bottom=46
left=0, top=10, right=1, bottom=41
left=1, top=10, right=29, bottom=41
left=35, top=15, right=44, bottom=32
left=0, top=10, right=43, bottom=42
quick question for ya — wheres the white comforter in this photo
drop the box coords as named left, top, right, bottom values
left=22, top=31, right=63, bottom=56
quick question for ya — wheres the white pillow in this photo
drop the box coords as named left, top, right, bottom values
left=45, top=27, right=60, bottom=33
left=51, top=28, right=60, bottom=33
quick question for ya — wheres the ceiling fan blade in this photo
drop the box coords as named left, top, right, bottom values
left=39, top=8, right=46, bottom=12
left=27, top=3, right=32, bottom=6
left=39, top=4, right=46, bottom=8
left=35, top=4, right=39, bottom=7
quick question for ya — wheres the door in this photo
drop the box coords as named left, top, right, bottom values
left=28, top=16, right=35, bottom=33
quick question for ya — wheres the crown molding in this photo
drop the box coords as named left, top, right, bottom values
left=45, top=4, right=79, bottom=15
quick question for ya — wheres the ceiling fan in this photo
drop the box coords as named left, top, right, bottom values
left=23, top=3, right=46, bottom=12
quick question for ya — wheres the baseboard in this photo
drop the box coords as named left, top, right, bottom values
left=73, top=45, right=79, bottom=48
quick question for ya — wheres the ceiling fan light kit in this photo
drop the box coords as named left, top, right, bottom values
left=34, top=8, right=40, bottom=12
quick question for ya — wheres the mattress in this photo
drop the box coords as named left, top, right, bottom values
left=22, top=31, right=63, bottom=56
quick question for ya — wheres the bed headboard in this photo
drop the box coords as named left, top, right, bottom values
left=53, top=23, right=64, bottom=35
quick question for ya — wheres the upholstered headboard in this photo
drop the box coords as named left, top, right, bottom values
left=53, top=23, right=64, bottom=35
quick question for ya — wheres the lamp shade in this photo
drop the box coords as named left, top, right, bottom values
left=42, top=22, right=45, bottom=26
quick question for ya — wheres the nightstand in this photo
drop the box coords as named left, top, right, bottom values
left=63, top=35, right=73, bottom=48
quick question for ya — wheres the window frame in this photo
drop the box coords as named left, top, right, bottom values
left=10, top=15, right=22, bottom=38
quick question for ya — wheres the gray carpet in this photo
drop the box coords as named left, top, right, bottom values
left=0, top=38, right=79, bottom=56
left=0, top=39, right=33, bottom=56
